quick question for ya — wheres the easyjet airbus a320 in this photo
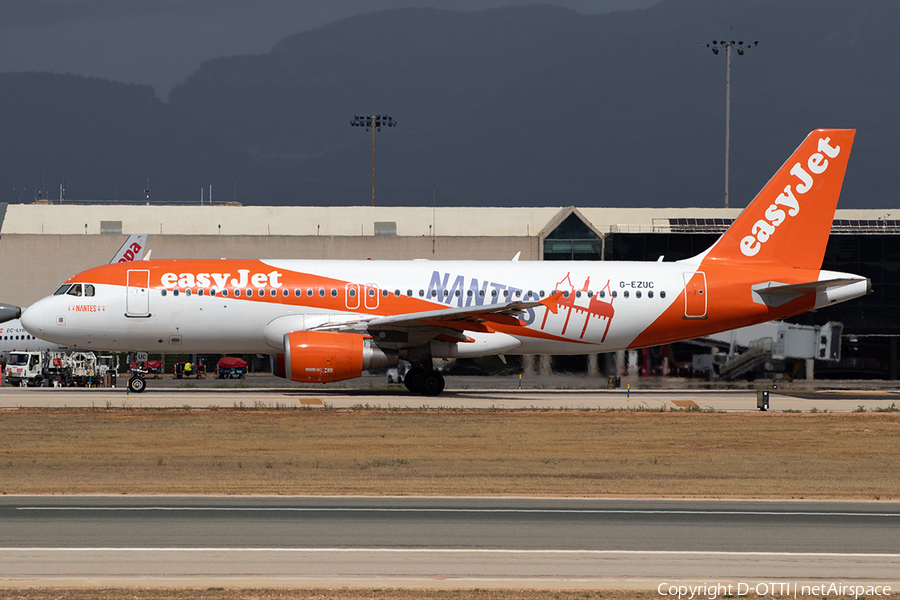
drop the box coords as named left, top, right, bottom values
left=21, top=130, right=870, bottom=394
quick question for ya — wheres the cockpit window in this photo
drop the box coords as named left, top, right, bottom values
left=66, top=284, right=83, bottom=297
left=53, top=285, right=71, bottom=296
left=84, top=284, right=95, bottom=297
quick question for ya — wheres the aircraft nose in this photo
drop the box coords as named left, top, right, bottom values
left=20, top=302, right=45, bottom=336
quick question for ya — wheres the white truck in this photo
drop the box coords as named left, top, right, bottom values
left=4, top=351, right=117, bottom=387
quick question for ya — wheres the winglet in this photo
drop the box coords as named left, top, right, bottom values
left=539, top=291, right=563, bottom=315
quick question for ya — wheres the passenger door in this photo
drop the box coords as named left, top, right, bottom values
left=126, top=269, right=151, bottom=317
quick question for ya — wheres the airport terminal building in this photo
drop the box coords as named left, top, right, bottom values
left=1, top=202, right=896, bottom=379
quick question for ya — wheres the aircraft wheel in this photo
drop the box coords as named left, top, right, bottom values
left=419, top=371, right=445, bottom=397
left=404, top=367, right=425, bottom=393
left=127, top=376, right=146, bottom=393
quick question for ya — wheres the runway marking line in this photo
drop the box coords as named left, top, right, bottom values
left=2, top=548, right=900, bottom=557
left=17, top=507, right=900, bottom=517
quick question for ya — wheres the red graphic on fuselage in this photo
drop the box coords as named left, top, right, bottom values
left=540, top=274, right=615, bottom=342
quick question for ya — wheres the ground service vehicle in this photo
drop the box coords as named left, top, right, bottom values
left=4, top=351, right=116, bottom=387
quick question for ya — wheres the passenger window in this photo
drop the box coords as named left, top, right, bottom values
left=660, top=291, right=666, bottom=299
left=648, top=290, right=654, bottom=298
left=211, top=289, right=217, bottom=297
left=222, top=289, right=229, bottom=297
left=173, top=289, right=180, bottom=297
left=623, top=291, right=629, bottom=298
left=331, top=289, right=338, bottom=298
left=161, top=289, right=167, bottom=297
left=234, top=289, right=241, bottom=297
left=612, top=291, right=617, bottom=298
left=282, top=289, right=288, bottom=297
left=636, top=291, right=641, bottom=298
left=318, top=288, right=325, bottom=297
left=258, top=289, right=265, bottom=297
left=185, top=289, right=192, bottom=296
left=599, top=291, right=606, bottom=298
left=198, top=289, right=205, bottom=297
left=307, top=289, right=314, bottom=297
left=294, top=289, right=301, bottom=297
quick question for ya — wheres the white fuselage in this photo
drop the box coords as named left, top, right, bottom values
left=19, top=258, right=868, bottom=359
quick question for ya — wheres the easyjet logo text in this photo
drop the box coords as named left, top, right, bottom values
left=740, top=136, right=840, bottom=257
left=160, top=269, right=283, bottom=289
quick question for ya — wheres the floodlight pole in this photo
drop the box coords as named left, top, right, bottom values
left=725, top=42, right=731, bottom=210
left=707, top=38, right=757, bottom=209
left=371, top=121, right=377, bottom=207
left=351, top=114, right=397, bottom=207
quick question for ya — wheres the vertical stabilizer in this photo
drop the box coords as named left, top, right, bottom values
left=703, top=129, right=855, bottom=270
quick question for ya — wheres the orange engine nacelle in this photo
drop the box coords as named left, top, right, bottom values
left=275, top=330, right=397, bottom=383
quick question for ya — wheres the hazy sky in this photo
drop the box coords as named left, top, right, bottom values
left=0, top=0, right=660, bottom=99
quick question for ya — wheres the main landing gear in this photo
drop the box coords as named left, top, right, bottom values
left=403, top=366, right=445, bottom=396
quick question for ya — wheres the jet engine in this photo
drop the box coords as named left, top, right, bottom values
left=275, top=330, right=397, bottom=383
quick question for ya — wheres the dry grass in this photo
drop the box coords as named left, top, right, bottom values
left=1, top=408, right=899, bottom=498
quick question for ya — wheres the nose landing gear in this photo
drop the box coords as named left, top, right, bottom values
left=127, top=376, right=146, bottom=393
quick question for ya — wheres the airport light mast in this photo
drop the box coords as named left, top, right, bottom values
left=707, top=38, right=757, bottom=209
left=351, top=114, right=396, bottom=207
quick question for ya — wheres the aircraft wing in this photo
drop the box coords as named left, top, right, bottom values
left=307, top=292, right=562, bottom=335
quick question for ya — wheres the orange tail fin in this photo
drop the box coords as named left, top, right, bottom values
left=702, top=129, right=855, bottom=269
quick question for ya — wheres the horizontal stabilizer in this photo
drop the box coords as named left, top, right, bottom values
left=752, top=278, right=871, bottom=307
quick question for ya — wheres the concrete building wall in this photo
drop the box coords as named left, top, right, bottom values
left=0, top=234, right=539, bottom=306
left=2, top=204, right=563, bottom=237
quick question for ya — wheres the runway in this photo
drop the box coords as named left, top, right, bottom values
left=2, top=382, right=899, bottom=412
left=2, top=497, right=899, bottom=588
